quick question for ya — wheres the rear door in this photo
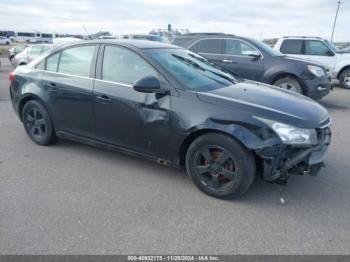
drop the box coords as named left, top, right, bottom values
left=93, top=44, right=171, bottom=155
left=41, top=44, right=98, bottom=138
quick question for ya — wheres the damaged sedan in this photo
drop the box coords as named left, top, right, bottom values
left=9, top=40, right=331, bottom=199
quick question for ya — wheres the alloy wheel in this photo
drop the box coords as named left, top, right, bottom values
left=344, top=74, right=350, bottom=88
left=194, top=145, right=238, bottom=191
left=26, top=108, right=47, bottom=138
left=277, top=82, right=301, bottom=93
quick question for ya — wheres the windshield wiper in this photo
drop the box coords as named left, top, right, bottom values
left=173, top=54, right=237, bottom=85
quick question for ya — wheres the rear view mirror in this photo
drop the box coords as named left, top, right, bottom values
left=133, top=76, right=167, bottom=94
left=243, top=50, right=262, bottom=59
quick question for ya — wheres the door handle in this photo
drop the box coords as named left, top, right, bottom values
left=223, top=59, right=233, bottom=63
left=96, top=94, right=112, bottom=104
left=47, top=82, right=58, bottom=92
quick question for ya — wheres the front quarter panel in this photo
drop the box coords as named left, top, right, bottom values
left=167, top=89, right=275, bottom=166
left=261, top=56, right=307, bottom=84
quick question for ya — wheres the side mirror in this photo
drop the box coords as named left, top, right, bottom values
left=326, top=50, right=335, bottom=56
left=243, top=50, right=262, bottom=60
left=133, top=76, right=166, bottom=94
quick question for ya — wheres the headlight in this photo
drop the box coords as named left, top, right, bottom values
left=307, top=65, right=325, bottom=77
left=255, top=117, right=317, bottom=145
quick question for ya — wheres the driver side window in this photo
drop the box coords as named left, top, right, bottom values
left=304, top=40, right=333, bottom=56
left=102, top=45, right=158, bottom=86
left=224, top=39, right=259, bottom=56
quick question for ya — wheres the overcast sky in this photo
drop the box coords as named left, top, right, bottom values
left=0, top=0, right=349, bottom=41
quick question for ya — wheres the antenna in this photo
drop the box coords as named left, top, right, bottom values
left=331, top=1, right=341, bottom=42
left=83, top=25, right=92, bottom=40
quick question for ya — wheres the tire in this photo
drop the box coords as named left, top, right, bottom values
left=22, top=100, right=57, bottom=145
left=339, top=69, right=350, bottom=89
left=185, top=133, right=255, bottom=199
left=273, top=77, right=303, bottom=94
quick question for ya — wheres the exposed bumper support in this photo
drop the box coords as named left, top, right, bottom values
left=255, top=127, right=331, bottom=182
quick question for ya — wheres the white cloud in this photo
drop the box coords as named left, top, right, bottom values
left=0, top=0, right=348, bottom=41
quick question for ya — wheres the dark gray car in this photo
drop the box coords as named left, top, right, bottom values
left=10, top=40, right=331, bottom=199
left=173, top=33, right=331, bottom=100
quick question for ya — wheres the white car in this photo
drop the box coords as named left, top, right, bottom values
left=274, top=36, right=350, bottom=89
left=0, top=36, right=11, bottom=45
left=13, top=44, right=54, bottom=67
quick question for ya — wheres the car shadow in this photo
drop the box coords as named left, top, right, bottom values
left=319, top=100, right=349, bottom=110
left=53, top=139, right=336, bottom=207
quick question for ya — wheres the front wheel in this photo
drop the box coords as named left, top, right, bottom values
left=22, top=100, right=57, bottom=145
left=273, top=77, right=303, bottom=94
left=186, top=133, right=255, bottom=199
left=339, top=69, right=350, bottom=89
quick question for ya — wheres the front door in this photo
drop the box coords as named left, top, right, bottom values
left=216, top=39, right=264, bottom=81
left=302, top=40, right=337, bottom=72
left=93, top=45, right=171, bottom=156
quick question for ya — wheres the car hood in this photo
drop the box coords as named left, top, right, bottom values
left=196, top=81, right=329, bottom=129
left=281, top=55, right=327, bottom=67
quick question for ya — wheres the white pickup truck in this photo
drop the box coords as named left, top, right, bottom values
left=274, top=36, right=350, bottom=89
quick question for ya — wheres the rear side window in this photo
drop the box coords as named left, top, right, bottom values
left=304, top=40, right=331, bottom=56
left=46, top=52, right=61, bottom=72
left=280, top=40, right=303, bottom=54
left=102, top=45, right=157, bottom=85
left=190, top=39, right=222, bottom=54
left=224, top=39, right=258, bottom=56
left=58, top=45, right=95, bottom=77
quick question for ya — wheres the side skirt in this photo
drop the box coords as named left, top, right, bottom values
left=56, top=131, right=175, bottom=168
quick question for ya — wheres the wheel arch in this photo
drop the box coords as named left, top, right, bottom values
left=178, top=127, right=258, bottom=168
left=337, top=65, right=350, bottom=79
left=270, top=72, right=306, bottom=95
left=18, top=94, right=49, bottom=121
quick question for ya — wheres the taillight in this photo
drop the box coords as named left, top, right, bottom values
left=9, top=71, right=15, bottom=82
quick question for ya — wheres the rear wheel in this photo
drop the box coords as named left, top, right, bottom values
left=22, top=100, right=57, bottom=145
left=273, top=77, right=303, bottom=94
left=185, top=133, right=255, bottom=199
left=339, top=69, right=350, bottom=89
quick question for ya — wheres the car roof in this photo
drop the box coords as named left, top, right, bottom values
left=59, top=39, right=180, bottom=50
left=281, top=36, right=324, bottom=40
left=172, top=33, right=250, bottom=48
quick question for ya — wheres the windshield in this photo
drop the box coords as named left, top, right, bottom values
left=146, top=49, right=238, bottom=91
left=250, top=39, right=284, bottom=56
left=324, top=39, right=342, bottom=53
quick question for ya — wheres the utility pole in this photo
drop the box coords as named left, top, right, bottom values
left=331, top=1, right=341, bottom=42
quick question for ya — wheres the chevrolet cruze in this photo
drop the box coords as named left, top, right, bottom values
left=10, top=40, right=332, bottom=199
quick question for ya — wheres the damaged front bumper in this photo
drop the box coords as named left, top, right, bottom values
left=255, top=126, right=332, bottom=182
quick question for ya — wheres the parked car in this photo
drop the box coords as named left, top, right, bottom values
left=173, top=33, right=331, bottom=100
left=341, top=46, right=350, bottom=53
left=274, top=36, right=350, bottom=89
left=0, top=36, right=11, bottom=45
left=9, top=40, right=332, bottom=199
left=120, top=34, right=169, bottom=43
left=13, top=44, right=54, bottom=67
left=8, top=45, right=28, bottom=64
